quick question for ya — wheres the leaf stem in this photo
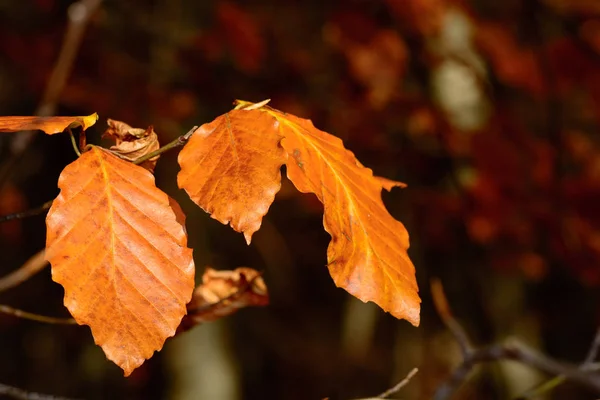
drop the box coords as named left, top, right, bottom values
left=132, top=125, right=198, bottom=165
left=67, top=128, right=81, bottom=157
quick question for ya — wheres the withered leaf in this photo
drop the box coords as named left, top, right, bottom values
left=103, top=119, right=160, bottom=172
left=180, top=267, right=268, bottom=330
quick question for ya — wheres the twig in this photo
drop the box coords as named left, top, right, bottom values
left=0, top=200, right=53, bottom=223
left=515, top=327, right=600, bottom=399
left=0, top=250, right=48, bottom=293
left=584, top=327, right=600, bottom=365
left=375, top=368, right=419, bottom=399
left=0, top=0, right=103, bottom=189
left=431, top=278, right=600, bottom=399
left=430, top=278, right=472, bottom=356
left=131, top=125, right=198, bottom=166
left=0, top=305, right=76, bottom=325
left=0, top=382, right=80, bottom=400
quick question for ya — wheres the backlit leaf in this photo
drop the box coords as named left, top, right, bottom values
left=45, top=146, right=195, bottom=376
left=0, top=113, right=98, bottom=134
left=177, top=110, right=286, bottom=244
left=237, top=100, right=420, bottom=326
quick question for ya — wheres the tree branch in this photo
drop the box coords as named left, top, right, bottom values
left=375, top=367, right=419, bottom=399
left=0, top=382, right=80, bottom=400
left=0, top=200, right=53, bottom=223
left=0, top=249, right=48, bottom=293
left=0, top=305, right=76, bottom=325
left=430, top=278, right=600, bottom=399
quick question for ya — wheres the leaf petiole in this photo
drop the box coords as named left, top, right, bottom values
left=131, top=125, right=198, bottom=165
left=67, top=128, right=81, bottom=157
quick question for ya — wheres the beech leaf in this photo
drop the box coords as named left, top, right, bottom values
left=45, top=146, right=195, bottom=376
left=177, top=110, right=286, bottom=244
left=180, top=267, right=268, bottom=330
left=103, top=119, right=160, bottom=172
left=0, top=113, right=98, bottom=134
left=237, top=100, right=420, bottom=326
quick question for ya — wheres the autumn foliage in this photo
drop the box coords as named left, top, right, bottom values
left=4, top=0, right=600, bottom=397
left=0, top=99, right=419, bottom=375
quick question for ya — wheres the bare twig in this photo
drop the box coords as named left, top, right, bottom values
left=515, top=327, right=600, bottom=399
left=0, top=305, right=76, bottom=325
left=0, top=0, right=103, bottom=188
left=375, top=367, right=419, bottom=399
left=0, top=250, right=48, bottom=293
left=430, top=278, right=472, bottom=356
left=584, top=328, right=600, bottom=365
left=0, top=200, right=53, bottom=223
left=0, top=382, right=80, bottom=400
left=130, top=125, right=198, bottom=166
left=431, top=278, right=600, bottom=399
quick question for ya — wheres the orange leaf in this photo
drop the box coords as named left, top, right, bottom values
left=180, top=267, right=268, bottom=330
left=0, top=113, right=98, bottom=134
left=45, top=146, right=195, bottom=376
left=177, top=110, right=286, bottom=244
left=103, top=119, right=160, bottom=172
left=237, top=100, right=420, bottom=326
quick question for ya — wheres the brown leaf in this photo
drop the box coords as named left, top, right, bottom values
left=236, top=100, right=420, bottom=326
left=103, top=119, right=160, bottom=172
left=177, top=110, right=286, bottom=244
left=45, top=146, right=195, bottom=376
left=181, top=267, right=268, bottom=329
left=0, top=113, right=98, bottom=134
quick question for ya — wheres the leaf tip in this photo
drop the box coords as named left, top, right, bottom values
left=243, top=231, right=253, bottom=245
left=377, top=176, right=407, bottom=191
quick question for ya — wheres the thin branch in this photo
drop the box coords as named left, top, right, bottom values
left=0, top=382, right=80, bottom=400
left=0, top=250, right=48, bottom=293
left=0, top=200, right=53, bottom=223
left=131, top=125, right=198, bottom=166
left=0, top=0, right=103, bottom=189
left=0, top=305, right=76, bottom=325
left=515, top=327, right=600, bottom=399
left=431, top=278, right=600, bottom=399
left=376, top=368, right=419, bottom=399
left=430, top=278, right=472, bottom=356
left=584, top=327, right=600, bottom=365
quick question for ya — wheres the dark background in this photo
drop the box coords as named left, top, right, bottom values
left=0, top=0, right=599, bottom=399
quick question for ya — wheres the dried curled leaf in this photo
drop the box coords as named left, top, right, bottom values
left=177, top=110, right=286, bottom=244
left=237, top=100, right=420, bottom=326
left=103, top=119, right=160, bottom=172
left=45, top=146, right=195, bottom=376
left=0, top=113, right=98, bottom=134
left=180, top=267, right=268, bottom=330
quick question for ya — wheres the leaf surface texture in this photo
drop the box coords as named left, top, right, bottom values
left=177, top=110, right=286, bottom=243
left=45, top=147, right=195, bottom=375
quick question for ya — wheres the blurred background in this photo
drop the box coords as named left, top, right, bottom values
left=1, top=0, right=600, bottom=399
